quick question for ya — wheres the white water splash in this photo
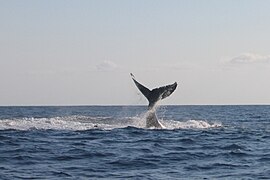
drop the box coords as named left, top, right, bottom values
left=0, top=115, right=222, bottom=131
left=160, top=119, right=222, bottom=130
left=0, top=117, right=97, bottom=131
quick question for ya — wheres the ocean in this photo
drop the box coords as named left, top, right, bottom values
left=0, top=105, right=269, bottom=179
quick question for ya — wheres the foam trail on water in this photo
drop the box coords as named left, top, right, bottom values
left=160, top=119, right=222, bottom=130
left=0, top=115, right=222, bottom=131
left=0, top=117, right=97, bottom=131
left=0, top=115, right=146, bottom=131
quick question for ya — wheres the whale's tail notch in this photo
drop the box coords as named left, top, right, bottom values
left=130, top=73, right=177, bottom=108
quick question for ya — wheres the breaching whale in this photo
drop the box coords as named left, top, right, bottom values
left=130, top=73, right=177, bottom=128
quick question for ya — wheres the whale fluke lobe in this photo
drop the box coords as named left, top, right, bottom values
left=130, top=73, right=151, bottom=101
left=130, top=73, right=177, bottom=128
left=148, top=82, right=177, bottom=108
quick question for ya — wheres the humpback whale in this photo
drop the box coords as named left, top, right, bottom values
left=130, top=73, right=177, bottom=128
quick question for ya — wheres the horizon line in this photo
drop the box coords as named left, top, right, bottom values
left=0, top=103, right=270, bottom=107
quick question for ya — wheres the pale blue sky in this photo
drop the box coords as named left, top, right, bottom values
left=1, top=0, right=270, bottom=105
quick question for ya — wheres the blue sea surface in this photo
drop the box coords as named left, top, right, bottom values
left=0, top=105, right=269, bottom=179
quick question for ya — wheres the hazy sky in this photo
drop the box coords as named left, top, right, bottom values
left=1, top=0, right=270, bottom=105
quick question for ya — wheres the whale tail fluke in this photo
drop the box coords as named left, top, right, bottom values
left=130, top=73, right=177, bottom=108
